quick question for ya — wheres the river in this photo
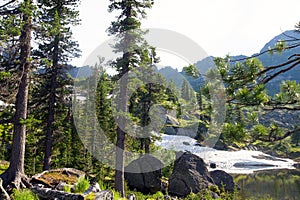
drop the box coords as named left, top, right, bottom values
left=156, top=134, right=299, bottom=199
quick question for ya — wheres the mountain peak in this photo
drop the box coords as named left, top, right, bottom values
left=260, top=30, right=298, bottom=53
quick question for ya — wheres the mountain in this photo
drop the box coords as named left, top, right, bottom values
left=156, top=30, right=300, bottom=94
left=70, top=30, right=300, bottom=94
left=69, top=65, right=93, bottom=78
left=255, top=30, right=300, bottom=94
left=157, top=66, right=183, bottom=88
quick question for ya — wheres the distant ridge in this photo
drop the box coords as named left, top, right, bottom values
left=70, top=30, right=300, bottom=94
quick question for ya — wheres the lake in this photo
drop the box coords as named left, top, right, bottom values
left=233, top=169, right=300, bottom=200
left=156, top=134, right=299, bottom=199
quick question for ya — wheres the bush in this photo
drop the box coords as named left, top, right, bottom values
left=63, top=184, right=71, bottom=193
left=12, top=189, right=39, bottom=200
left=74, top=176, right=90, bottom=194
left=98, top=179, right=112, bottom=190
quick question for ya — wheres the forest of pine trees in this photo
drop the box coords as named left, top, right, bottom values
left=0, top=0, right=300, bottom=199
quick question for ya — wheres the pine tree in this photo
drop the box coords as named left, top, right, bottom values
left=181, top=79, right=191, bottom=101
left=128, top=65, right=167, bottom=154
left=33, top=0, right=80, bottom=170
left=0, top=0, right=34, bottom=189
left=107, top=0, right=155, bottom=196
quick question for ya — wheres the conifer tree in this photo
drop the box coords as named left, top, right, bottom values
left=33, top=0, right=80, bottom=170
left=107, top=0, right=156, bottom=196
left=0, top=0, right=34, bottom=189
left=181, top=79, right=191, bottom=101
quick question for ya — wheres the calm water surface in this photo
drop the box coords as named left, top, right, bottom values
left=233, top=169, right=300, bottom=200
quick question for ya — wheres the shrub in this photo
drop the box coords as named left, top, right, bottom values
left=74, top=176, right=90, bottom=194
left=12, top=189, right=39, bottom=200
left=63, top=184, right=72, bottom=193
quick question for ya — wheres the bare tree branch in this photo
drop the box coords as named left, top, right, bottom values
left=263, top=105, right=300, bottom=111
left=258, top=127, right=300, bottom=142
left=0, top=0, right=16, bottom=9
left=262, top=60, right=300, bottom=84
left=0, top=8, right=20, bottom=15
left=0, top=117, right=13, bottom=124
left=230, top=41, right=300, bottom=63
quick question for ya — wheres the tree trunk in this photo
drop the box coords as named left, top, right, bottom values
left=115, top=71, right=128, bottom=197
left=43, top=37, right=59, bottom=171
left=145, top=138, right=150, bottom=154
left=115, top=127, right=126, bottom=197
left=0, top=0, right=32, bottom=189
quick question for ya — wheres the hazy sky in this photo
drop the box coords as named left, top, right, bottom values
left=71, top=0, right=300, bottom=69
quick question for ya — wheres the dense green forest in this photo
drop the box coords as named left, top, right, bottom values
left=0, top=0, right=300, bottom=199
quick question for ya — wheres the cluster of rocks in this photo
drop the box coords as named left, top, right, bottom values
left=125, top=152, right=238, bottom=199
left=30, top=168, right=113, bottom=200
left=164, top=115, right=199, bottom=139
left=12, top=151, right=237, bottom=199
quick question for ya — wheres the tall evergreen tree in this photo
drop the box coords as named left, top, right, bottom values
left=181, top=79, right=191, bottom=101
left=0, top=0, right=34, bottom=189
left=33, top=0, right=80, bottom=170
left=129, top=66, right=167, bottom=154
left=107, top=0, right=156, bottom=196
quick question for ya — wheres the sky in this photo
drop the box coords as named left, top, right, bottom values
left=71, top=0, right=300, bottom=70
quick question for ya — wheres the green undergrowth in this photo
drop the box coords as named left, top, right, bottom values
left=0, top=160, right=9, bottom=175
left=74, top=176, right=90, bottom=194
left=11, top=189, right=39, bottom=200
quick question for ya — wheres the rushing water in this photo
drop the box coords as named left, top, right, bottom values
left=156, top=135, right=300, bottom=200
left=156, top=134, right=299, bottom=199
left=156, top=134, right=295, bottom=174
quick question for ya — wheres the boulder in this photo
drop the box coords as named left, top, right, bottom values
left=30, top=169, right=114, bottom=200
left=166, top=115, right=179, bottom=126
left=125, top=155, right=163, bottom=194
left=31, top=186, right=85, bottom=200
left=210, top=163, right=217, bottom=169
left=31, top=168, right=85, bottom=188
left=31, top=187, right=113, bottom=200
left=83, top=182, right=101, bottom=195
left=164, top=126, right=178, bottom=135
left=94, top=190, right=114, bottom=200
left=168, top=152, right=214, bottom=197
left=294, top=163, right=300, bottom=168
left=209, top=170, right=237, bottom=192
left=164, top=195, right=178, bottom=200
left=213, top=140, right=228, bottom=150
left=128, top=193, right=136, bottom=200
left=176, top=128, right=198, bottom=138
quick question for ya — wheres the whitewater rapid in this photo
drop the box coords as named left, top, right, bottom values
left=155, top=134, right=295, bottom=174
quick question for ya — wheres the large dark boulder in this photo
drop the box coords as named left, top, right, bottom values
left=125, top=155, right=163, bottom=194
left=168, top=152, right=214, bottom=197
left=209, top=170, right=237, bottom=192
